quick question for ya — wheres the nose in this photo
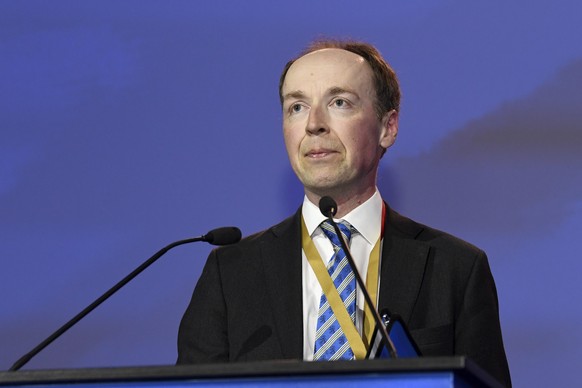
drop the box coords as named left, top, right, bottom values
left=305, top=104, right=328, bottom=135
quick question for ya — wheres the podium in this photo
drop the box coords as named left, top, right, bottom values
left=0, top=357, right=502, bottom=387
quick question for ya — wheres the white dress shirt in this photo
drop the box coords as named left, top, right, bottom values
left=301, top=190, right=383, bottom=360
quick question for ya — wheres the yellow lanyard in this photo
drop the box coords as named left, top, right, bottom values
left=362, top=230, right=382, bottom=349
left=301, top=208, right=383, bottom=359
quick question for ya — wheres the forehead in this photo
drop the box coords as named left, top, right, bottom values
left=282, top=48, right=374, bottom=94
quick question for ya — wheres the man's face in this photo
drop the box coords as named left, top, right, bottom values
left=281, top=48, right=397, bottom=199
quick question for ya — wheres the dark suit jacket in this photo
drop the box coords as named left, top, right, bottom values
left=177, top=206, right=511, bottom=387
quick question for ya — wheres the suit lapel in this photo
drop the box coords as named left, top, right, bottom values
left=259, top=210, right=304, bottom=359
left=378, top=206, right=430, bottom=324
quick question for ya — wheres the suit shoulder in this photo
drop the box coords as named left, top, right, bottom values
left=390, top=208, right=485, bottom=259
left=237, top=212, right=299, bottom=246
left=210, top=211, right=299, bottom=259
left=420, top=223, right=483, bottom=257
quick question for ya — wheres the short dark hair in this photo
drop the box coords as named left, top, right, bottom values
left=279, top=39, right=400, bottom=119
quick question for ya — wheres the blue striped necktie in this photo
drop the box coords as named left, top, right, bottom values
left=313, top=220, right=357, bottom=360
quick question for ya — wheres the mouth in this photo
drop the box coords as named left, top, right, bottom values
left=305, top=148, right=338, bottom=159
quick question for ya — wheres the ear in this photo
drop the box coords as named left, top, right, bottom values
left=379, top=110, right=399, bottom=149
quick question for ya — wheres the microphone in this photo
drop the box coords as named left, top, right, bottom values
left=318, top=196, right=397, bottom=358
left=319, top=196, right=338, bottom=217
left=202, top=226, right=242, bottom=245
left=9, top=226, right=242, bottom=371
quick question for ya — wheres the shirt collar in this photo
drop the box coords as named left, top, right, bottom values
left=301, top=190, right=383, bottom=245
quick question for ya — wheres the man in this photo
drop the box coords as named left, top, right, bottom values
left=177, top=40, right=511, bottom=387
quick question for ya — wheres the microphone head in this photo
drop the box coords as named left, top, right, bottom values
left=319, top=196, right=337, bottom=218
left=204, top=227, right=242, bottom=246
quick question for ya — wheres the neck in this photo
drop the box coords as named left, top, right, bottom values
left=305, top=185, right=377, bottom=218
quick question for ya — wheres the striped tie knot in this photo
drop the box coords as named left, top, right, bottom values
left=320, top=220, right=355, bottom=255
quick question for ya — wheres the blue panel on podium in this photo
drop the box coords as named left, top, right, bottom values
left=8, top=373, right=460, bottom=388
left=0, top=358, right=502, bottom=388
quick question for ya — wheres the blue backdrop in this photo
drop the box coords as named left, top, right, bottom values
left=2, top=1, right=581, bottom=386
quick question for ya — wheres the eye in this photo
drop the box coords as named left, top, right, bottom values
left=332, top=98, right=349, bottom=108
left=290, top=103, right=304, bottom=114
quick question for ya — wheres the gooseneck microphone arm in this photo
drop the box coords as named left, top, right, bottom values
left=9, top=226, right=242, bottom=372
left=318, top=196, right=397, bottom=359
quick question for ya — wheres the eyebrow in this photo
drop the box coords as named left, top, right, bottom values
left=282, top=90, right=306, bottom=102
left=328, top=86, right=358, bottom=97
left=283, top=87, right=358, bottom=102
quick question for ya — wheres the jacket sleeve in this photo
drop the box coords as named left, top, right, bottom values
left=177, top=249, right=229, bottom=364
left=455, top=250, right=511, bottom=387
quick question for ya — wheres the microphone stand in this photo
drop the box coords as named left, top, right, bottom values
left=10, top=227, right=241, bottom=371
